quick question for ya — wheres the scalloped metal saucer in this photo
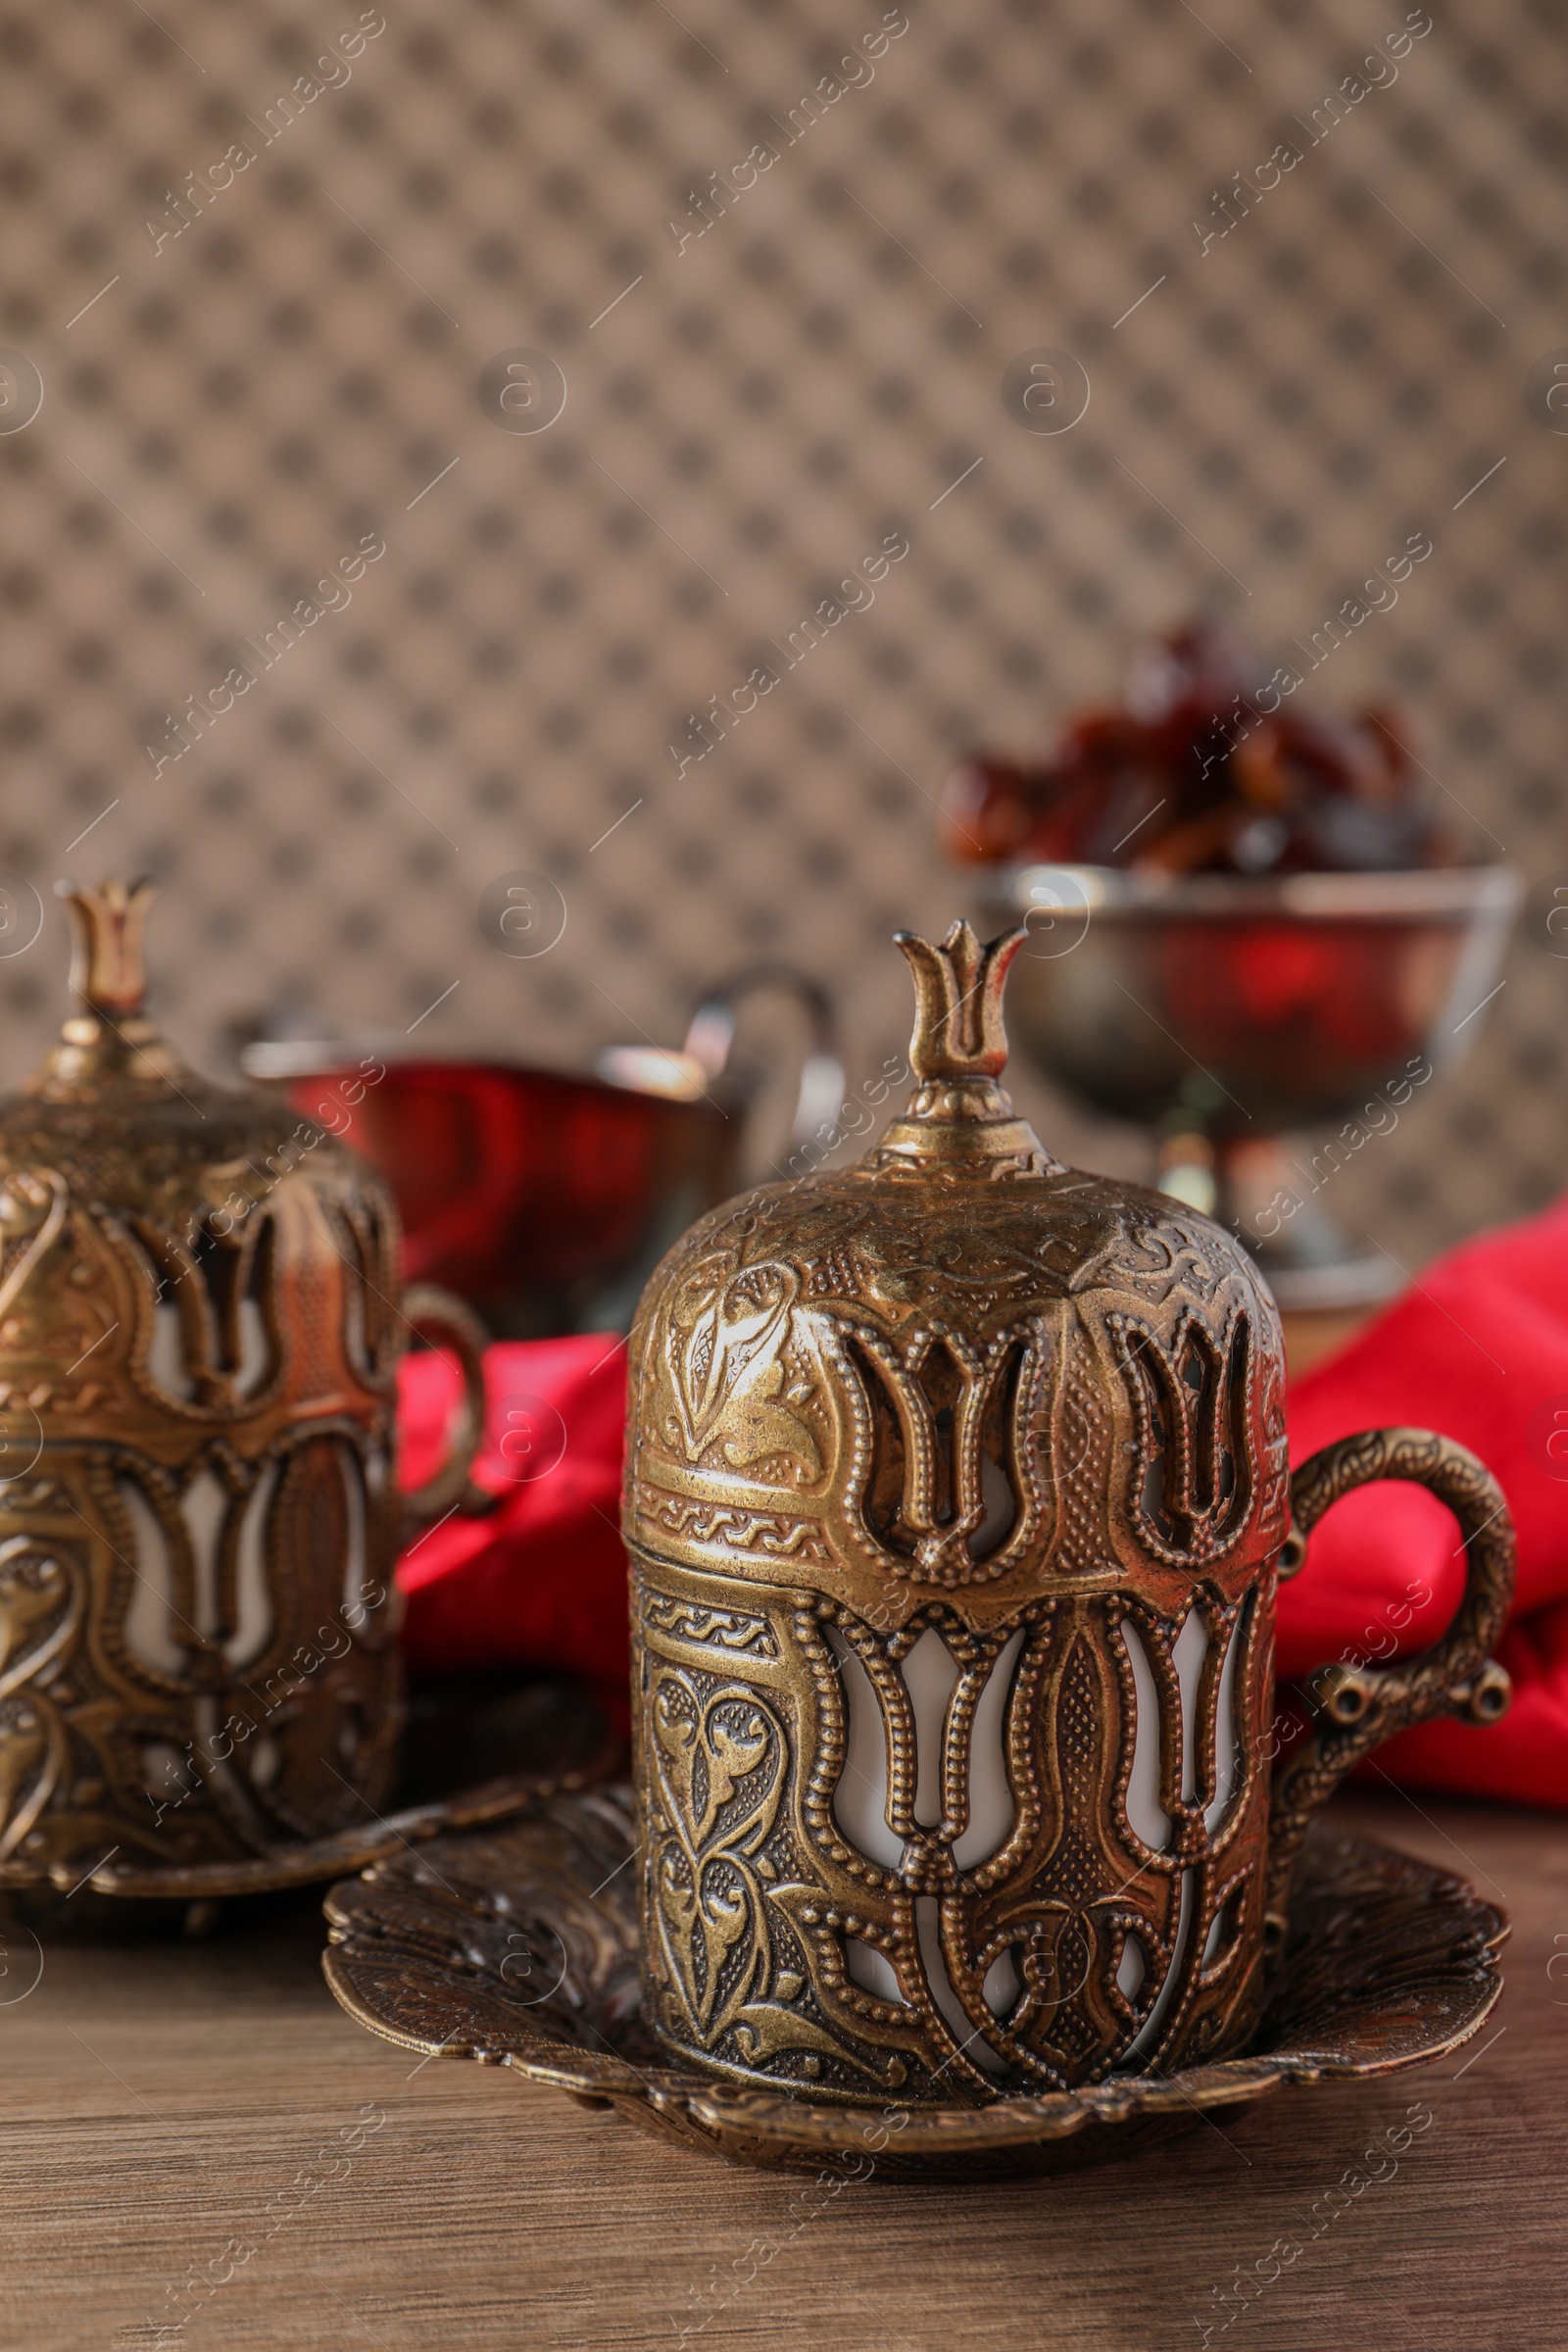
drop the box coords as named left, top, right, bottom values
left=322, top=1785, right=1506, bottom=2181
left=0, top=1676, right=619, bottom=1924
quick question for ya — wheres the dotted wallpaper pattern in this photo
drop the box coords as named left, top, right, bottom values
left=0, top=0, right=1564, bottom=1267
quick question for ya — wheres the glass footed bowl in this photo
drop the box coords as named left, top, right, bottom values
left=971, top=861, right=1522, bottom=1311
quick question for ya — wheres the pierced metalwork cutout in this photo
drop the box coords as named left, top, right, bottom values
left=845, top=1319, right=1047, bottom=1586
left=1110, top=1305, right=1254, bottom=1567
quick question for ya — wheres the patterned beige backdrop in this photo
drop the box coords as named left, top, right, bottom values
left=0, top=0, right=1563, bottom=1262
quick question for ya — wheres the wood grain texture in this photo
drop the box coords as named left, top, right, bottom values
left=3, top=1788, right=1563, bottom=2351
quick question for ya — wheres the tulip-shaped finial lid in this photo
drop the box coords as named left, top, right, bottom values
left=33, top=875, right=189, bottom=1093
left=897, top=918, right=1023, bottom=1081
left=861, top=920, right=1059, bottom=1178
left=58, top=876, right=156, bottom=1017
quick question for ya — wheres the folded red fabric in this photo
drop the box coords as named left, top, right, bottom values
left=1281, top=1192, right=1568, bottom=1807
left=397, top=1333, right=631, bottom=1710
left=397, top=1193, right=1568, bottom=1804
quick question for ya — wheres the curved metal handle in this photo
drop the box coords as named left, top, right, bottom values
left=400, top=1282, right=490, bottom=1527
left=1265, top=1425, right=1515, bottom=1943
left=681, top=963, right=845, bottom=1153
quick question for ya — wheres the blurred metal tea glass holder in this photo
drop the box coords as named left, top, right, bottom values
left=0, top=879, right=535, bottom=1925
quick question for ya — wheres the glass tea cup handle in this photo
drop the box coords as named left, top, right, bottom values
left=400, top=1283, right=492, bottom=1527
left=1265, top=1425, right=1515, bottom=1950
left=680, top=964, right=846, bottom=1160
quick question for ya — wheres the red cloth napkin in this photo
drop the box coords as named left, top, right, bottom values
left=1282, top=1192, right=1568, bottom=1807
left=398, top=1195, right=1568, bottom=1804
left=397, top=1333, right=631, bottom=1709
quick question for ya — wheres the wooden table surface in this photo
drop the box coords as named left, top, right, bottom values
left=4, top=1786, right=1564, bottom=2352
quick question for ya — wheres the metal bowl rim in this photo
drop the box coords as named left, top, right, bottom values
left=979, top=859, right=1523, bottom=923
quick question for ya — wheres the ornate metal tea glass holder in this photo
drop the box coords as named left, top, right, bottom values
left=0, top=879, right=496, bottom=1906
left=621, top=921, right=1515, bottom=2106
